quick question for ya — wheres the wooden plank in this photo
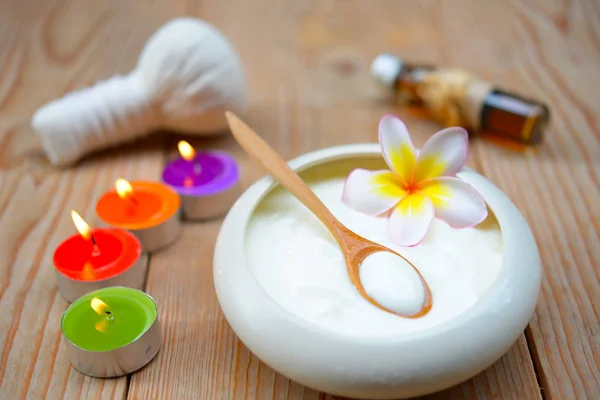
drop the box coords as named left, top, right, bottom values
left=127, top=112, right=299, bottom=400
left=437, top=1, right=600, bottom=398
left=0, top=1, right=170, bottom=398
left=0, top=139, right=165, bottom=400
left=127, top=0, right=543, bottom=399
left=8, top=0, right=600, bottom=398
left=128, top=110, right=542, bottom=400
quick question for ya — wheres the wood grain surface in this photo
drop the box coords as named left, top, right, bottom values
left=0, top=0, right=597, bottom=399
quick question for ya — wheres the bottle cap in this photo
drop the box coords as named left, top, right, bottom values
left=371, top=54, right=404, bottom=87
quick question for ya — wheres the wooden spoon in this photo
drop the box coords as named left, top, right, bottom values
left=225, top=111, right=432, bottom=318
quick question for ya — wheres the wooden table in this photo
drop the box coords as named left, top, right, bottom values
left=1, top=1, right=598, bottom=399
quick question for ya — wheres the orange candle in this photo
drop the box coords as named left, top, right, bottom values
left=96, top=179, right=181, bottom=253
left=54, top=211, right=145, bottom=302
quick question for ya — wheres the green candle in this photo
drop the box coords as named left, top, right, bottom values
left=61, top=287, right=157, bottom=352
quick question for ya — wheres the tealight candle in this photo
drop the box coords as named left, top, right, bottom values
left=161, top=141, right=240, bottom=219
left=61, top=287, right=161, bottom=378
left=96, top=179, right=181, bottom=252
left=54, top=210, right=144, bottom=302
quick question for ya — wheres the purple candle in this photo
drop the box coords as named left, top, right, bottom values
left=162, top=141, right=240, bottom=220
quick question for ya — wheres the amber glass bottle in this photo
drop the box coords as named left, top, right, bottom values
left=371, top=54, right=550, bottom=145
left=479, top=89, right=549, bottom=144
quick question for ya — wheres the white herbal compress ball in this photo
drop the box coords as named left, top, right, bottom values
left=32, top=17, right=247, bottom=166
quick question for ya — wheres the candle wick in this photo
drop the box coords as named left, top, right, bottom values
left=105, top=310, right=115, bottom=322
left=193, top=163, right=202, bottom=175
left=90, top=234, right=101, bottom=257
left=125, top=195, right=139, bottom=216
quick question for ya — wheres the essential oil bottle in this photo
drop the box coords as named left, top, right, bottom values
left=371, top=54, right=550, bottom=145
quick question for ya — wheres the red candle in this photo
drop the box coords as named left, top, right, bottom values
left=54, top=210, right=145, bottom=302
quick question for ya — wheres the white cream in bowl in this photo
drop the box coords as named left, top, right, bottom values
left=246, top=158, right=503, bottom=336
left=214, top=144, right=541, bottom=399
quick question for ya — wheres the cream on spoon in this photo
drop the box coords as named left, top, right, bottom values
left=360, top=252, right=426, bottom=316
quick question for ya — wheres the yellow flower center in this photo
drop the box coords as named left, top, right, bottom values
left=403, top=179, right=421, bottom=194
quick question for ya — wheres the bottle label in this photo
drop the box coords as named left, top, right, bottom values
left=480, top=89, right=548, bottom=144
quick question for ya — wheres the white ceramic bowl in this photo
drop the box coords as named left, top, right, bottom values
left=213, top=144, right=541, bottom=399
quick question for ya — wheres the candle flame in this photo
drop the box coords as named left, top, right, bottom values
left=71, top=210, right=92, bottom=240
left=178, top=140, right=196, bottom=161
left=115, top=178, right=134, bottom=200
left=81, top=263, right=95, bottom=280
left=95, top=320, right=107, bottom=332
left=91, top=297, right=109, bottom=315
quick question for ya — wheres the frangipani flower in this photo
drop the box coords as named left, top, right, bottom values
left=342, top=115, right=488, bottom=247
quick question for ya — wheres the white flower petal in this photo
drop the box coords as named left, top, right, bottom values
left=420, top=177, right=488, bottom=228
left=388, top=194, right=434, bottom=247
left=415, top=127, right=469, bottom=181
left=379, top=115, right=417, bottom=186
left=342, top=169, right=406, bottom=216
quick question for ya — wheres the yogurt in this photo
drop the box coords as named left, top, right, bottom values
left=245, top=159, right=503, bottom=337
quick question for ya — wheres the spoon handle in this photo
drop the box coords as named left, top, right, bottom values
left=225, top=111, right=340, bottom=230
